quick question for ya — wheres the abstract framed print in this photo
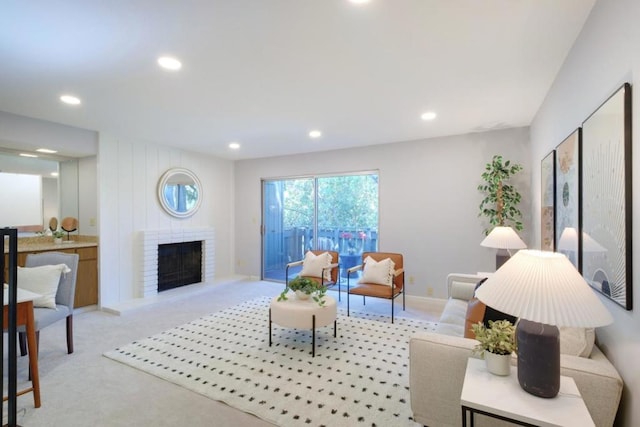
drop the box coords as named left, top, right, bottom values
left=581, top=83, right=632, bottom=310
left=541, top=150, right=555, bottom=251
left=555, top=129, right=580, bottom=269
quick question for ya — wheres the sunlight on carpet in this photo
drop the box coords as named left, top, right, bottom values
left=104, top=296, right=437, bottom=427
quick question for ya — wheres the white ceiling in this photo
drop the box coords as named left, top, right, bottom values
left=0, top=0, right=595, bottom=160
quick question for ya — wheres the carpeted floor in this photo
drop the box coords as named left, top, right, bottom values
left=104, top=296, right=438, bottom=427
left=6, top=279, right=443, bottom=426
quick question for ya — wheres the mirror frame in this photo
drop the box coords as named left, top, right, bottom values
left=157, top=168, right=202, bottom=218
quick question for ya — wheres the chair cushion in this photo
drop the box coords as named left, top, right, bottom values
left=16, top=305, right=71, bottom=333
left=299, top=251, right=332, bottom=281
left=359, top=256, right=395, bottom=286
left=17, top=264, right=70, bottom=309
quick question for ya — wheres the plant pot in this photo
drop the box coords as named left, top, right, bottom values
left=295, top=290, right=310, bottom=300
left=53, top=237, right=63, bottom=244
left=484, top=351, right=511, bottom=376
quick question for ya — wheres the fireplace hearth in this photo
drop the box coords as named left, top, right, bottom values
left=157, top=241, right=202, bottom=292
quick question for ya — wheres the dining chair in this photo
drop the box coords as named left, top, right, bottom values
left=18, top=251, right=79, bottom=356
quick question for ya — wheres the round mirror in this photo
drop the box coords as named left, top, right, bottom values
left=157, top=168, right=202, bottom=218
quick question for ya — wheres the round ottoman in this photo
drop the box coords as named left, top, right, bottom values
left=269, top=294, right=337, bottom=357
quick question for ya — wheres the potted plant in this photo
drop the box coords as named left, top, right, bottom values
left=52, top=229, right=65, bottom=244
left=278, top=276, right=327, bottom=307
left=471, top=319, right=517, bottom=376
left=477, top=155, right=524, bottom=235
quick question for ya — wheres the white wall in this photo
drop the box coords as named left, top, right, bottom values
left=97, top=133, right=234, bottom=307
left=78, top=156, right=98, bottom=235
left=235, top=127, right=530, bottom=299
left=42, top=177, right=57, bottom=228
left=530, top=0, right=640, bottom=424
left=58, top=159, right=78, bottom=222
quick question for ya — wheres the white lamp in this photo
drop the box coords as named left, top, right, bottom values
left=480, top=226, right=527, bottom=269
left=475, top=249, right=612, bottom=398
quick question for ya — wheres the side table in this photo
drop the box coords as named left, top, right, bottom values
left=269, top=294, right=337, bottom=357
left=460, top=357, right=594, bottom=427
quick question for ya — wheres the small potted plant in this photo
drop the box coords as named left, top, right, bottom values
left=471, top=319, right=517, bottom=376
left=278, top=276, right=327, bottom=307
left=52, top=229, right=65, bottom=244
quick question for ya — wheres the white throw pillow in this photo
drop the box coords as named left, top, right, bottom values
left=559, top=326, right=596, bottom=358
left=299, top=251, right=332, bottom=281
left=358, top=256, right=395, bottom=286
left=17, top=264, right=69, bottom=309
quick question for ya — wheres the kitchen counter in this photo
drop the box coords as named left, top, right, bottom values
left=5, top=235, right=98, bottom=253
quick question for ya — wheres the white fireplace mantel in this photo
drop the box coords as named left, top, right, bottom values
left=137, top=227, right=215, bottom=298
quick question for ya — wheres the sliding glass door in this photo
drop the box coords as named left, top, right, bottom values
left=262, top=172, right=378, bottom=282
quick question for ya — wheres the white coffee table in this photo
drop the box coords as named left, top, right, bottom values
left=269, top=294, right=337, bottom=357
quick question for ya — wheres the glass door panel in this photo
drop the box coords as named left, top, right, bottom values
left=317, top=174, right=378, bottom=282
left=262, top=172, right=378, bottom=283
left=262, top=178, right=314, bottom=281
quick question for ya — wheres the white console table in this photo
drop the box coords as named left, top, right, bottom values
left=460, top=357, right=594, bottom=427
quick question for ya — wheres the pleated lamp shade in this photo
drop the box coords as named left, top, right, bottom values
left=480, top=226, right=527, bottom=250
left=475, top=249, right=612, bottom=328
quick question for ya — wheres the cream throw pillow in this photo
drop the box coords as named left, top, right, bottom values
left=559, top=326, right=596, bottom=358
left=299, top=251, right=332, bottom=281
left=17, top=264, right=70, bottom=309
left=359, top=256, right=395, bottom=286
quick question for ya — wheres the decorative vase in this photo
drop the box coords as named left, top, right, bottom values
left=484, top=351, right=511, bottom=376
left=295, top=290, right=310, bottom=300
left=54, top=237, right=63, bottom=244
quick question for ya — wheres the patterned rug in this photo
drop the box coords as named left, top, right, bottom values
left=103, top=297, right=437, bottom=427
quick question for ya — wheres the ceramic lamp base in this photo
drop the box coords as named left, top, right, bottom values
left=516, top=319, right=560, bottom=398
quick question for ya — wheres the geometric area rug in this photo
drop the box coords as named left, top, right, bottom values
left=104, top=297, right=437, bottom=427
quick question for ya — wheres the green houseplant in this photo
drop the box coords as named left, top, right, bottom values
left=477, top=155, right=524, bottom=235
left=278, top=276, right=327, bottom=307
left=52, top=229, right=65, bottom=243
left=472, top=319, right=517, bottom=376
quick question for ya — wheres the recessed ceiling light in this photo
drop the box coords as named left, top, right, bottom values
left=19, top=153, right=38, bottom=158
left=421, top=111, right=437, bottom=121
left=51, top=172, right=59, bottom=177
left=309, top=130, right=322, bottom=139
left=228, top=142, right=240, bottom=150
left=349, top=0, right=371, bottom=4
left=157, top=56, right=182, bottom=71
left=37, top=148, right=58, bottom=154
left=60, top=95, right=81, bottom=105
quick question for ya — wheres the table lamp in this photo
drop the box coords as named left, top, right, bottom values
left=480, top=226, right=527, bottom=269
left=475, top=249, right=613, bottom=398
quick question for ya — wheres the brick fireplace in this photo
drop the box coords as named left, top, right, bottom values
left=138, top=228, right=214, bottom=298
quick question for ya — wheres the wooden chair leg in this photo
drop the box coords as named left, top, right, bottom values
left=28, top=331, right=40, bottom=381
left=19, top=332, right=27, bottom=356
left=66, top=315, right=74, bottom=354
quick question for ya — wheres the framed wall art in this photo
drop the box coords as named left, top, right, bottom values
left=541, top=150, right=555, bottom=251
left=555, top=129, right=581, bottom=269
left=581, top=83, right=632, bottom=310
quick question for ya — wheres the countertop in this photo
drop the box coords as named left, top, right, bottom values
left=4, top=235, right=98, bottom=253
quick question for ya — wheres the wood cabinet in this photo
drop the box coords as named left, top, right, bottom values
left=4, top=245, right=98, bottom=308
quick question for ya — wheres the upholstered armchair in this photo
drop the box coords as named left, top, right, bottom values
left=346, top=252, right=405, bottom=322
left=286, top=250, right=340, bottom=300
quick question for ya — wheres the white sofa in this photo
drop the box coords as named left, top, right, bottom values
left=409, top=273, right=623, bottom=427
